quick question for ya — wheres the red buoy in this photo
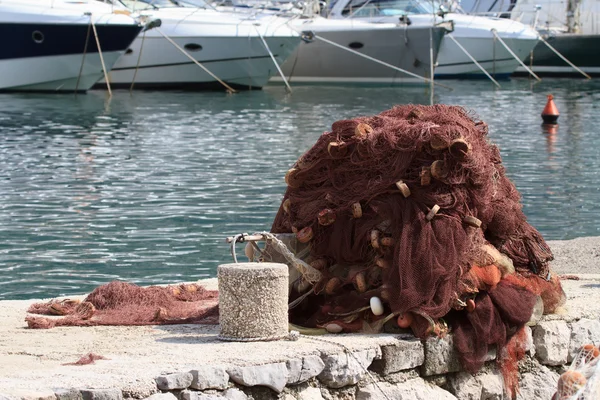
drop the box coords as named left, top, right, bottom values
left=541, top=94, right=559, bottom=124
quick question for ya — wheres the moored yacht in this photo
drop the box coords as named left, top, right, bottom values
left=94, top=0, right=302, bottom=90
left=327, top=0, right=540, bottom=79
left=0, top=0, right=144, bottom=92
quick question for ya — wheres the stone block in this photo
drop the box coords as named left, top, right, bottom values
left=318, top=348, right=378, bottom=388
left=297, top=387, right=325, bottom=400
left=227, top=362, right=288, bottom=393
left=55, top=389, right=83, bottom=400
left=287, top=355, right=325, bottom=384
left=181, top=392, right=221, bottom=400
left=447, top=371, right=481, bottom=400
left=516, top=364, right=559, bottom=400
left=190, top=366, right=230, bottom=390
left=478, top=369, right=504, bottom=400
left=143, top=394, right=177, bottom=400
left=155, top=372, right=193, bottom=390
left=568, top=318, right=600, bottom=362
left=356, top=378, right=457, bottom=400
left=223, top=388, right=248, bottom=400
left=421, top=335, right=461, bottom=376
left=80, top=389, right=123, bottom=400
left=533, top=320, right=570, bottom=365
left=370, top=335, right=424, bottom=375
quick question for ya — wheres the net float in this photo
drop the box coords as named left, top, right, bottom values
left=296, top=226, right=313, bottom=243
left=380, top=237, right=395, bottom=247
left=430, top=160, right=449, bottom=180
left=397, top=312, right=413, bottom=328
left=325, top=192, right=335, bottom=204
left=285, top=168, right=302, bottom=188
left=466, top=298, right=476, bottom=313
left=430, top=135, right=448, bottom=150
left=327, top=141, right=348, bottom=159
left=351, top=202, right=362, bottom=218
left=370, top=296, right=384, bottom=316
left=426, top=204, right=440, bottom=221
left=282, top=198, right=291, bottom=214
left=318, top=208, right=336, bottom=226
left=463, top=215, right=482, bottom=228
left=325, top=277, right=342, bottom=295
left=355, top=122, right=374, bottom=138
left=407, top=108, right=424, bottom=121
left=310, top=258, right=328, bottom=271
left=375, top=256, right=391, bottom=269
left=420, top=167, right=432, bottom=186
left=291, top=226, right=299, bottom=234
left=353, top=271, right=367, bottom=293
left=557, top=370, right=586, bottom=398
left=324, top=323, right=344, bottom=333
left=395, top=180, right=411, bottom=198
left=449, top=138, right=471, bottom=160
left=244, top=242, right=255, bottom=261
left=582, top=344, right=600, bottom=360
left=370, top=230, right=380, bottom=249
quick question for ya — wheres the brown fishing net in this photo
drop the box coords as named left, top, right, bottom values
left=26, top=281, right=219, bottom=329
left=270, top=104, right=566, bottom=397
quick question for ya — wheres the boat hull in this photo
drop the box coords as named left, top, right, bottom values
left=276, top=23, right=446, bottom=85
left=514, top=33, right=600, bottom=76
left=0, top=21, right=142, bottom=92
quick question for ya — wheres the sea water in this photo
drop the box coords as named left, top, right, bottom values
left=1, top=78, right=599, bottom=300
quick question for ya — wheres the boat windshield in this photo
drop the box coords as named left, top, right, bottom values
left=119, top=0, right=188, bottom=9
left=339, top=0, right=438, bottom=17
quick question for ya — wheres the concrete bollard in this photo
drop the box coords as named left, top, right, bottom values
left=218, top=262, right=289, bottom=341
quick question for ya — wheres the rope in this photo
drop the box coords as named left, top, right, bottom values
left=156, top=28, right=237, bottom=93
left=538, top=35, right=591, bottom=79
left=130, top=30, right=147, bottom=93
left=254, top=24, right=292, bottom=93
left=90, top=14, right=113, bottom=97
left=75, top=18, right=92, bottom=94
left=259, top=232, right=321, bottom=284
left=447, top=34, right=501, bottom=88
left=491, top=29, right=541, bottom=82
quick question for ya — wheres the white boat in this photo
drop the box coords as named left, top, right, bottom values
left=93, top=0, right=302, bottom=90
left=0, top=0, right=144, bottom=92
left=327, top=0, right=540, bottom=78
left=275, top=16, right=448, bottom=85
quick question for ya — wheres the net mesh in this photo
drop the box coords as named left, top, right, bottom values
left=557, top=345, right=600, bottom=399
left=270, top=104, right=565, bottom=396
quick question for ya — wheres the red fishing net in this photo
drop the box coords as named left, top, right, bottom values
left=26, top=281, right=219, bottom=329
left=270, top=104, right=565, bottom=396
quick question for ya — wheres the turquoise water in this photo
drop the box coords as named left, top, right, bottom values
left=1, top=78, right=599, bottom=300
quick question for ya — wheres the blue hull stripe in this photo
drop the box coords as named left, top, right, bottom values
left=0, top=22, right=142, bottom=60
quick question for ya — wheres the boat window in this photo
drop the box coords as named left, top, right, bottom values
left=119, top=0, right=183, bottom=9
left=340, top=0, right=436, bottom=17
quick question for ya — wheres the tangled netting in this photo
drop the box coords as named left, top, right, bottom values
left=270, top=104, right=566, bottom=397
left=554, top=344, right=600, bottom=399
left=26, top=281, right=219, bottom=329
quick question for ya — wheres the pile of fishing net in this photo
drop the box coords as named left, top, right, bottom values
left=25, top=281, right=219, bottom=329
left=269, top=104, right=566, bottom=397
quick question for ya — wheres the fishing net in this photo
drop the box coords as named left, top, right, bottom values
left=554, top=344, right=600, bottom=399
left=269, top=104, right=566, bottom=396
left=25, top=281, right=219, bottom=329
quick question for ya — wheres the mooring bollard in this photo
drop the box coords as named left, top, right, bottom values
left=217, top=262, right=289, bottom=341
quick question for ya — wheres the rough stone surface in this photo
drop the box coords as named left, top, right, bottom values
left=155, top=372, right=193, bottom=390
left=478, top=370, right=504, bottom=400
left=287, top=356, right=325, bottom=384
left=228, top=362, right=289, bottom=393
left=296, top=387, right=325, bottom=400
left=0, top=391, right=54, bottom=400
left=190, top=366, right=230, bottom=390
left=523, top=326, right=535, bottom=358
left=533, top=320, right=571, bottom=365
left=421, top=335, right=461, bottom=376
left=223, top=389, right=248, bottom=400
left=318, top=349, right=378, bottom=388
left=80, top=389, right=123, bottom=400
left=218, top=263, right=289, bottom=340
left=143, top=394, right=178, bottom=400
left=447, top=371, right=482, bottom=400
left=55, top=389, right=84, bottom=400
left=370, top=335, right=425, bottom=375
left=516, top=364, right=559, bottom=400
left=568, top=318, right=600, bottom=362
left=356, top=378, right=457, bottom=400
